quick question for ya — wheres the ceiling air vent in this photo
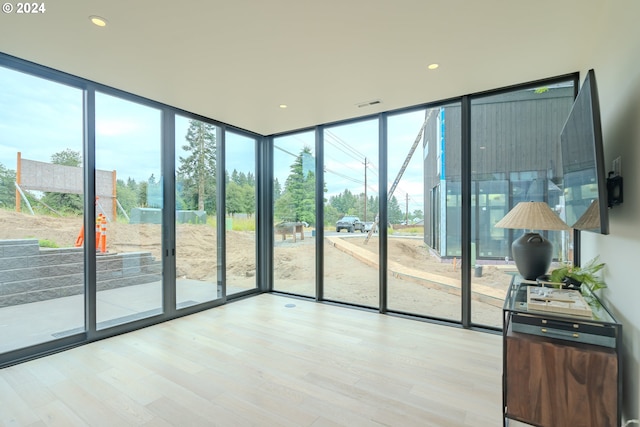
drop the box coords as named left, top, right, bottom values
left=356, top=99, right=382, bottom=108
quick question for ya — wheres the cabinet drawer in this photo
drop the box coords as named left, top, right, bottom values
left=512, top=312, right=616, bottom=348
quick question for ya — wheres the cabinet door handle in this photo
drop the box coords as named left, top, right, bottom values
left=539, top=328, right=581, bottom=340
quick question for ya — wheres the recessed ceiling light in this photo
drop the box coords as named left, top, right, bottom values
left=428, top=63, right=439, bottom=70
left=279, top=104, right=288, bottom=109
left=90, top=15, right=108, bottom=27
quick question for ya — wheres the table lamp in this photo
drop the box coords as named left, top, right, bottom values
left=494, top=201, right=569, bottom=280
left=572, top=199, right=601, bottom=230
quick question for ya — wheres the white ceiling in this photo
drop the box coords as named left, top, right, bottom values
left=0, top=0, right=603, bottom=135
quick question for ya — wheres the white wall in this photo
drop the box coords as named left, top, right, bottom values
left=582, top=0, right=640, bottom=421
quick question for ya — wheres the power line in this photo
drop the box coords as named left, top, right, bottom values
left=325, top=167, right=364, bottom=184
left=324, top=130, right=366, bottom=162
left=274, top=144, right=298, bottom=158
left=325, top=137, right=362, bottom=163
left=325, top=130, right=366, bottom=158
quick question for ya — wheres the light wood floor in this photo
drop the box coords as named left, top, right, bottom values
left=0, top=294, right=506, bottom=426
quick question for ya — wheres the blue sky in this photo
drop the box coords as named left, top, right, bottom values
left=1, top=65, right=425, bottom=214
left=272, top=112, right=426, bottom=214
left=0, top=67, right=256, bottom=184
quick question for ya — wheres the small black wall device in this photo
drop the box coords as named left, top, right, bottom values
left=607, top=172, right=623, bottom=207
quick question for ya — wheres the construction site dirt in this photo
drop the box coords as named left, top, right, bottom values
left=0, top=209, right=511, bottom=327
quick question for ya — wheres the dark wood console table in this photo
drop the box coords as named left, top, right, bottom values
left=502, top=277, right=622, bottom=427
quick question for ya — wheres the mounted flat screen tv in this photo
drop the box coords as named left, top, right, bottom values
left=560, top=69, right=609, bottom=234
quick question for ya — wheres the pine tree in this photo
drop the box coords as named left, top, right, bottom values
left=275, top=147, right=316, bottom=225
left=273, top=178, right=282, bottom=201
left=388, top=195, right=404, bottom=224
left=177, top=120, right=216, bottom=212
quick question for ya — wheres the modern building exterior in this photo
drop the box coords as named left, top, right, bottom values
left=423, top=85, right=575, bottom=261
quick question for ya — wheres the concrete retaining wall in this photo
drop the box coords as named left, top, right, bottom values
left=0, top=239, right=162, bottom=307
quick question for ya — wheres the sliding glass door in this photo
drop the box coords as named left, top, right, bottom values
left=95, top=92, right=163, bottom=329
left=175, top=115, right=221, bottom=308
left=0, top=66, right=85, bottom=351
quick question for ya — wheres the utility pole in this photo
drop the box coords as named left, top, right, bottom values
left=405, top=193, right=409, bottom=224
left=363, top=157, right=368, bottom=221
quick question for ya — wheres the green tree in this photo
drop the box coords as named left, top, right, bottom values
left=145, top=174, right=162, bottom=208
left=275, top=147, right=316, bottom=225
left=51, top=149, right=81, bottom=166
left=126, top=177, right=138, bottom=191
left=226, top=181, right=243, bottom=216
left=246, top=172, right=255, bottom=187
left=116, top=178, right=138, bottom=215
left=324, top=204, right=340, bottom=226
left=138, top=181, right=148, bottom=207
left=0, top=162, right=16, bottom=208
left=40, top=149, right=82, bottom=214
left=388, top=196, right=404, bottom=224
left=368, top=195, right=379, bottom=220
left=329, top=189, right=357, bottom=216
left=273, top=178, right=282, bottom=202
left=274, top=191, right=295, bottom=222
left=240, top=183, right=255, bottom=217
left=177, top=120, right=216, bottom=212
left=231, top=169, right=247, bottom=186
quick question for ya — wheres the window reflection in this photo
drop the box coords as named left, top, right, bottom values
left=469, top=82, right=575, bottom=327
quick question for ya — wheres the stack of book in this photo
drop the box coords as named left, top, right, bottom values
left=526, top=286, right=593, bottom=317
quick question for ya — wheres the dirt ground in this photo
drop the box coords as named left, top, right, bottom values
left=0, top=210, right=510, bottom=326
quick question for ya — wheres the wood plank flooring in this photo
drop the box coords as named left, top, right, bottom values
left=0, top=294, right=506, bottom=426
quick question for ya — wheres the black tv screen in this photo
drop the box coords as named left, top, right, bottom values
left=560, top=69, right=609, bottom=234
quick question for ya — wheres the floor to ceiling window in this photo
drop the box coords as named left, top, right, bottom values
left=469, top=79, right=576, bottom=327
left=95, top=92, right=163, bottom=329
left=225, top=131, right=258, bottom=295
left=272, top=131, right=316, bottom=297
left=0, top=66, right=85, bottom=352
left=323, top=119, right=379, bottom=307
left=174, top=115, right=220, bottom=308
left=386, top=106, right=463, bottom=322
left=1, top=50, right=580, bottom=368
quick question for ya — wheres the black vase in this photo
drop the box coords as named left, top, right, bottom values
left=512, top=232, right=553, bottom=280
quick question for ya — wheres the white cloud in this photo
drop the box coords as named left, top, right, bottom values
left=96, top=119, right=142, bottom=137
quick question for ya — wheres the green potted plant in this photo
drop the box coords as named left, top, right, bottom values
left=548, top=256, right=606, bottom=292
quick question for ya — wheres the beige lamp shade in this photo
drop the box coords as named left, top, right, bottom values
left=494, top=201, right=569, bottom=231
left=572, top=199, right=601, bottom=230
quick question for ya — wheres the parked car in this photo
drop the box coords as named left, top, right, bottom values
left=335, top=216, right=365, bottom=233
left=363, top=221, right=378, bottom=233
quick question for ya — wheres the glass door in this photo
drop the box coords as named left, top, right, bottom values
left=175, top=116, right=221, bottom=308
left=95, top=92, right=163, bottom=329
